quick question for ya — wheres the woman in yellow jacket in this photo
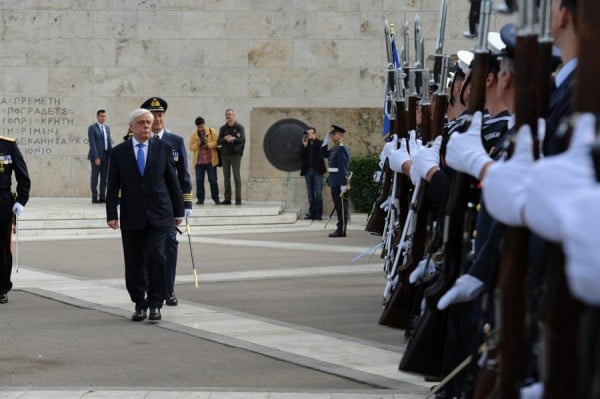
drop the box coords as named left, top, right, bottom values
left=188, top=116, right=221, bottom=204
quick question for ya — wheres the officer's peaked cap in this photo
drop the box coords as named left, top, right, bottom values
left=141, top=97, right=168, bottom=112
left=330, top=124, right=346, bottom=134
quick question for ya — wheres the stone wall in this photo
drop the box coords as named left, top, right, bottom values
left=0, top=1, right=510, bottom=203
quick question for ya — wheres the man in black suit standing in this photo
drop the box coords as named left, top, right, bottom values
left=87, top=109, right=112, bottom=203
left=140, top=97, right=192, bottom=307
left=106, top=108, right=184, bottom=322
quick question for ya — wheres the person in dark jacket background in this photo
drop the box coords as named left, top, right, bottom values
left=300, top=127, right=327, bottom=220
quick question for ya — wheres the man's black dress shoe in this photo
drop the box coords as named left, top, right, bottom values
left=0, top=293, right=7, bottom=304
left=165, top=294, right=178, bottom=306
left=131, top=308, right=147, bottom=321
left=149, top=308, right=162, bottom=321
left=220, top=200, right=232, bottom=205
left=196, top=201, right=203, bottom=205
left=213, top=199, right=221, bottom=204
left=304, top=214, right=314, bottom=220
left=235, top=200, right=242, bottom=205
left=92, top=199, right=101, bottom=204
left=328, top=231, right=346, bottom=237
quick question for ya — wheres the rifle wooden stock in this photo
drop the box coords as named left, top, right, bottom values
left=407, top=95, right=419, bottom=132
left=543, top=245, right=584, bottom=399
left=537, top=39, right=553, bottom=119
left=497, top=27, right=540, bottom=399
left=497, top=227, right=529, bottom=399
left=541, top=3, right=598, bottom=398
left=432, top=93, right=448, bottom=141
left=399, top=301, right=447, bottom=377
left=365, top=160, right=392, bottom=234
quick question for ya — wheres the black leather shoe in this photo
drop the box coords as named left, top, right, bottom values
left=0, top=293, right=7, bottom=304
left=314, top=216, right=323, bottom=220
left=235, top=200, right=242, bottom=205
left=213, top=199, right=221, bottom=205
left=196, top=201, right=204, bottom=205
left=149, top=308, right=162, bottom=321
left=165, top=294, right=178, bottom=306
left=92, top=199, right=101, bottom=204
left=220, top=200, right=231, bottom=205
left=131, top=308, right=147, bottom=321
left=304, top=214, right=314, bottom=220
left=328, top=231, right=346, bottom=237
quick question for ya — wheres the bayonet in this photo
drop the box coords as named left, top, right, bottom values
left=435, top=0, right=447, bottom=55
left=414, top=14, right=422, bottom=69
left=402, top=20, right=410, bottom=67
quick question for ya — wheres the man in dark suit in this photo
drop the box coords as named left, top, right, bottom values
left=87, top=109, right=112, bottom=203
left=321, top=125, right=350, bottom=237
left=140, top=97, right=192, bottom=307
left=106, top=108, right=184, bottom=322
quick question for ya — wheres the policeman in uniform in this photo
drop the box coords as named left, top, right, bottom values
left=0, top=136, right=31, bottom=303
left=321, top=125, right=350, bottom=238
left=140, top=97, right=193, bottom=306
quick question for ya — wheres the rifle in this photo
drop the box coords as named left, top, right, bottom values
left=495, top=2, right=540, bottom=398
left=365, top=19, right=399, bottom=235
left=432, top=0, right=448, bottom=89
left=400, top=0, right=492, bottom=378
left=379, top=71, right=436, bottom=329
left=541, top=0, right=598, bottom=397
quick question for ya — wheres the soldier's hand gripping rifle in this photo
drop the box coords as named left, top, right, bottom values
left=400, top=0, right=493, bottom=377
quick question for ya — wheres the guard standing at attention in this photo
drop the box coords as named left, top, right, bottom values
left=0, top=136, right=31, bottom=304
left=321, top=125, right=350, bottom=238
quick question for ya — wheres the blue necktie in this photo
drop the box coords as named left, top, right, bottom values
left=136, top=143, right=145, bottom=176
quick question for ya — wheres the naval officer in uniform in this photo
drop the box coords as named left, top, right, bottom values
left=321, top=125, right=350, bottom=237
left=0, top=136, right=31, bottom=304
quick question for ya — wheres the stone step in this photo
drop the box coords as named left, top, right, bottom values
left=15, top=198, right=299, bottom=240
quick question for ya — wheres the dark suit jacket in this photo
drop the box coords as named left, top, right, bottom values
left=159, top=130, right=192, bottom=208
left=106, top=138, right=184, bottom=230
left=87, top=123, right=112, bottom=161
left=300, top=138, right=327, bottom=176
left=543, top=68, right=575, bottom=156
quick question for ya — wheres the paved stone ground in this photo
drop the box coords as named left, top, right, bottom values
left=1, top=205, right=432, bottom=398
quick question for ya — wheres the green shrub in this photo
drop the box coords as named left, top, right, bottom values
left=349, top=155, right=380, bottom=213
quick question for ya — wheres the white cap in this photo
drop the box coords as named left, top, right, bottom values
left=487, top=31, right=506, bottom=53
left=457, top=50, right=474, bottom=74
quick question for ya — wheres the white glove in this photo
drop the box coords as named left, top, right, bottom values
left=409, top=257, right=436, bottom=284
left=184, top=209, right=192, bottom=218
left=410, top=135, right=442, bottom=183
left=523, top=113, right=596, bottom=242
left=445, top=111, right=492, bottom=179
left=561, top=185, right=600, bottom=306
left=379, top=139, right=397, bottom=169
left=408, top=129, right=422, bottom=155
left=322, top=133, right=331, bottom=146
left=340, top=185, right=347, bottom=193
left=482, top=122, right=537, bottom=226
left=379, top=195, right=393, bottom=212
left=437, top=274, right=484, bottom=310
left=520, top=382, right=544, bottom=399
left=12, top=202, right=24, bottom=216
left=388, top=140, right=411, bottom=173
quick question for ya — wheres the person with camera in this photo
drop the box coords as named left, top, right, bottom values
left=217, top=108, right=245, bottom=205
left=300, top=127, right=326, bottom=220
left=189, top=116, right=220, bottom=205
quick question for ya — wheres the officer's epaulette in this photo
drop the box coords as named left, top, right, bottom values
left=0, top=136, right=15, bottom=142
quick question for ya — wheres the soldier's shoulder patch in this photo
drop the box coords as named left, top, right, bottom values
left=0, top=136, right=15, bottom=142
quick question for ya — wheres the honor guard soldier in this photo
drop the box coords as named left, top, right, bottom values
left=140, top=97, right=193, bottom=307
left=321, top=125, right=350, bottom=237
left=0, top=136, right=31, bottom=304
